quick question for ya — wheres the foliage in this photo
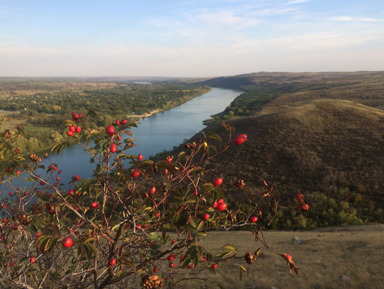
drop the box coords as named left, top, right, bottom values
left=0, top=113, right=301, bottom=289
left=0, top=79, right=210, bottom=155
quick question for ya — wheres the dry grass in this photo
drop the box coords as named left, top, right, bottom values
left=181, top=224, right=384, bottom=289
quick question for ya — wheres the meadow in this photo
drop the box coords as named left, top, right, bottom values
left=183, top=224, right=384, bottom=289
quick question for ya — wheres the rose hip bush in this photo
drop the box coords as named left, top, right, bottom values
left=0, top=112, right=300, bottom=289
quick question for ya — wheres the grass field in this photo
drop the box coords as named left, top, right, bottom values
left=181, top=224, right=384, bottom=289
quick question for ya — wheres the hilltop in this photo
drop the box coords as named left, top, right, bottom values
left=166, top=72, right=384, bottom=228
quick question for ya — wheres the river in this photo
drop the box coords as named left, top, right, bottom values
left=2, top=88, right=242, bottom=192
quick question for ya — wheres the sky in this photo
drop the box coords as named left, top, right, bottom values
left=1, top=0, right=384, bottom=77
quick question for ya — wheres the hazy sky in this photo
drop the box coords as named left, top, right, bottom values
left=1, top=0, right=384, bottom=77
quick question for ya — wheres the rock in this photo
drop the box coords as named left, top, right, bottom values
left=291, top=236, right=304, bottom=244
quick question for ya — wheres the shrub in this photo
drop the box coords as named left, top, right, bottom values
left=0, top=113, right=300, bottom=288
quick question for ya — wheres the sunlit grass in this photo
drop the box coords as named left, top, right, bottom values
left=182, top=224, right=384, bottom=289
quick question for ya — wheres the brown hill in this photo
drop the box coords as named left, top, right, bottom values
left=169, top=72, right=384, bottom=227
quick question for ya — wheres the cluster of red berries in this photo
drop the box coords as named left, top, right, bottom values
left=67, top=125, right=81, bottom=136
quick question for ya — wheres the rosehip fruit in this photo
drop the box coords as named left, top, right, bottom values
left=106, top=125, right=115, bottom=136
left=212, top=177, right=223, bottom=187
left=120, top=119, right=127, bottom=125
left=301, top=204, right=309, bottom=211
left=108, top=258, right=116, bottom=266
left=250, top=216, right=258, bottom=223
left=91, top=202, right=98, bottom=209
left=131, top=169, right=140, bottom=178
left=137, top=154, right=143, bottom=161
left=216, top=201, right=227, bottom=211
left=233, top=134, right=248, bottom=145
left=202, top=213, right=210, bottom=220
left=110, top=143, right=117, bottom=153
left=62, top=237, right=73, bottom=248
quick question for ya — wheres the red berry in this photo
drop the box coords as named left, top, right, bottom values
left=167, top=255, right=175, bottom=262
left=62, top=237, right=73, bottom=248
left=153, top=267, right=159, bottom=273
left=56, top=177, right=60, bottom=182
left=67, top=130, right=74, bottom=136
left=110, top=143, right=117, bottom=153
left=131, top=169, right=140, bottom=178
left=193, top=189, right=198, bottom=196
left=69, top=125, right=76, bottom=132
left=216, top=200, right=227, bottom=211
left=212, top=177, right=223, bottom=187
left=188, top=264, right=194, bottom=269
left=137, top=154, right=143, bottom=161
left=91, top=202, right=98, bottom=209
left=72, top=112, right=80, bottom=121
left=29, top=257, right=36, bottom=264
left=108, top=258, right=116, bottom=266
left=171, top=239, right=176, bottom=244
left=74, top=175, right=80, bottom=181
left=36, top=232, right=41, bottom=237
left=150, top=186, right=156, bottom=195
left=106, top=125, right=115, bottom=136
left=233, top=134, right=247, bottom=145
left=211, top=263, right=218, bottom=270
left=202, top=213, right=210, bottom=220
left=115, top=119, right=120, bottom=126
left=301, top=204, right=309, bottom=211
left=120, top=119, right=127, bottom=125
left=75, top=126, right=81, bottom=133
left=250, top=216, right=258, bottom=223
left=169, top=262, right=175, bottom=268
left=68, top=189, right=74, bottom=195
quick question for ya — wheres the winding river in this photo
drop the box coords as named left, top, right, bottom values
left=2, top=88, right=242, bottom=192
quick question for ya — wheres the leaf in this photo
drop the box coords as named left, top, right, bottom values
left=222, top=121, right=230, bottom=131
left=208, top=144, right=217, bottom=155
left=196, top=221, right=204, bottom=232
left=180, top=255, right=192, bottom=268
left=36, top=235, right=57, bottom=253
left=87, top=110, right=98, bottom=118
left=221, top=244, right=237, bottom=252
left=188, top=215, right=198, bottom=228
left=239, top=265, right=248, bottom=280
left=51, top=141, right=69, bottom=155
left=207, top=132, right=222, bottom=143
left=183, top=199, right=197, bottom=205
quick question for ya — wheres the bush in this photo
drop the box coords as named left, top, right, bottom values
left=0, top=113, right=300, bottom=288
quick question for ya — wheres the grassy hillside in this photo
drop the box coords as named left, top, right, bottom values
left=166, top=72, right=384, bottom=228
left=182, top=224, right=384, bottom=289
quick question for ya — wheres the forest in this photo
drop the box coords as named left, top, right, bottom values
left=0, top=78, right=210, bottom=154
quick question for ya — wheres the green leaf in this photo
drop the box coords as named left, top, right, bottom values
left=180, top=255, right=192, bottom=268
left=188, top=215, right=198, bottom=228
left=208, top=144, right=217, bottom=155
left=183, top=199, right=197, bottom=205
left=87, top=110, right=98, bottom=118
left=221, top=244, right=237, bottom=252
left=239, top=265, right=248, bottom=280
left=207, top=132, right=222, bottom=142
left=196, top=221, right=205, bottom=232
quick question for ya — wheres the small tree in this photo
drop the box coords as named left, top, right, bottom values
left=0, top=112, right=299, bottom=289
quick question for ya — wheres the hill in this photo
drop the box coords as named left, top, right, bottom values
left=165, top=72, right=384, bottom=228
